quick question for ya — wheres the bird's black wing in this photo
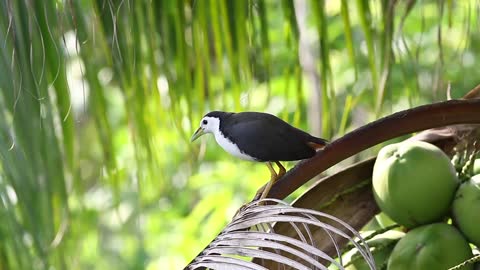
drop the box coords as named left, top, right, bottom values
left=221, top=112, right=316, bottom=161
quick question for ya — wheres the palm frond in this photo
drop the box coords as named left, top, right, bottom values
left=187, top=199, right=376, bottom=270
left=262, top=98, right=480, bottom=201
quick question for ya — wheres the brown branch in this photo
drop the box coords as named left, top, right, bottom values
left=260, top=98, right=480, bottom=201
left=256, top=96, right=480, bottom=268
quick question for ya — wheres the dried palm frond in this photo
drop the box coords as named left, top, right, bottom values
left=186, top=199, right=376, bottom=270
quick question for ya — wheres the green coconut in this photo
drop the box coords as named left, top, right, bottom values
left=372, top=141, right=458, bottom=228
left=453, top=174, right=480, bottom=247
left=388, top=223, right=473, bottom=270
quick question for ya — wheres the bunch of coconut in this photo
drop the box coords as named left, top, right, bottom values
left=359, top=141, right=480, bottom=270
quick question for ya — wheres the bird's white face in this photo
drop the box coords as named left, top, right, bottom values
left=190, top=116, right=220, bottom=141
left=198, top=116, right=220, bottom=134
left=191, top=115, right=256, bottom=161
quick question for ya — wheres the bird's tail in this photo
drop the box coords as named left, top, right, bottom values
left=307, top=136, right=328, bottom=150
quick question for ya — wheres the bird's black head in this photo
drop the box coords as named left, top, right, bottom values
left=204, top=111, right=233, bottom=120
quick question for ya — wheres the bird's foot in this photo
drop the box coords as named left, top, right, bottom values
left=236, top=171, right=280, bottom=220
left=253, top=186, right=265, bottom=201
left=233, top=203, right=249, bottom=219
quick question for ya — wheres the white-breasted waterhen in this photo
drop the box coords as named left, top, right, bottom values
left=191, top=111, right=328, bottom=199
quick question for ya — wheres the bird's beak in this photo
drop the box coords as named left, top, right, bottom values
left=191, top=127, right=205, bottom=142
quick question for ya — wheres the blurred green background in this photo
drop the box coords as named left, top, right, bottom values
left=0, top=0, right=479, bottom=269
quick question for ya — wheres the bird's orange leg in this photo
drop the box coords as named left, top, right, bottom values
left=236, top=163, right=287, bottom=216
left=275, top=161, right=286, bottom=178
left=258, top=162, right=278, bottom=200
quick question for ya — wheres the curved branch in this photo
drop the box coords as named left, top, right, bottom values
left=257, top=105, right=479, bottom=268
left=261, top=98, right=480, bottom=201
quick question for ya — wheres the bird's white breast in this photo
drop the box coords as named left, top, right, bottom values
left=213, top=129, right=257, bottom=161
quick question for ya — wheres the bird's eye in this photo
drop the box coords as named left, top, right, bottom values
left=202, top=120, right=208, bottom=125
